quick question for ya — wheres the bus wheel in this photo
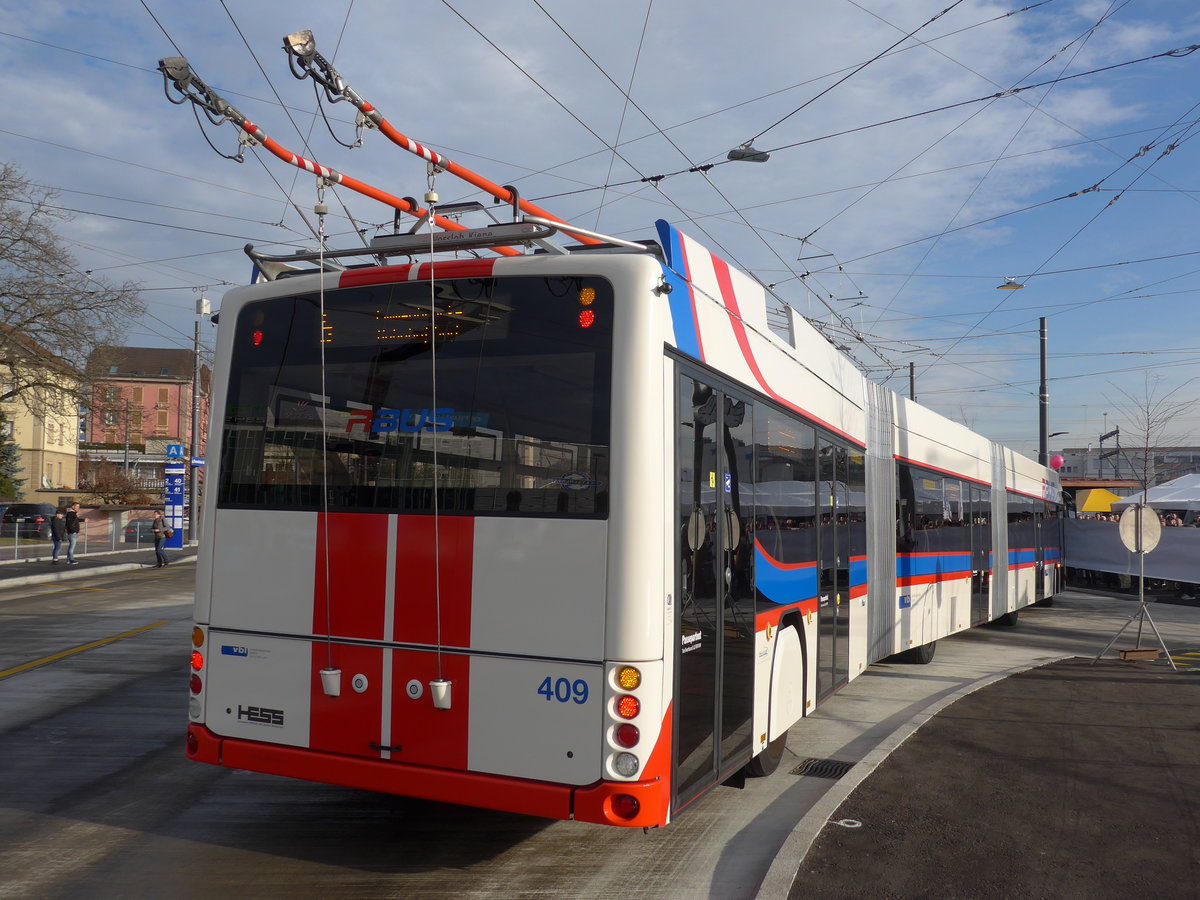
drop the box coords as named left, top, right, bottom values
left=901, top=640, right=936, bottom=664
left=996, top=610, right=1020, bottom=626
left=745, top=732, right=787, bottom=777
left=1035, top=596, right=1054, bottom=607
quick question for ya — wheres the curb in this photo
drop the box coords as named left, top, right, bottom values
left=0, top=555, right=196, bottom=590
left=754, top=655, right=1070, bottom=900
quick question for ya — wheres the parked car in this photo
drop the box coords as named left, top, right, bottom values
left=124, top=519, right=158, bottom=543
left=0, top=503, right=58, bottom=539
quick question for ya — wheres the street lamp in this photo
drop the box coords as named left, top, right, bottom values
left=727, top=142, right=770, bottom=163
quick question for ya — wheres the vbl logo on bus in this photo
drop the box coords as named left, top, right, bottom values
left=346, top=407, right=454, bottom=435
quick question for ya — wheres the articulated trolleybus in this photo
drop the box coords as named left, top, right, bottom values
left=186, top=215, right=1062, bottom=828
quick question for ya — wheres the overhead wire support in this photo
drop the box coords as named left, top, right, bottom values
left=156, top=56, right=520, bottom=257
left=280, top=30, right=603, bottom=245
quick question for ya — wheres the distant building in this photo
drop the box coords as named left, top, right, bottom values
left=81, top=346, right=210, bottom=492
left=0, top=363, right=81, bottom=503
left=1056, top=445, right=1200, bottom=485
left=0, top=323, right=83, bottom=502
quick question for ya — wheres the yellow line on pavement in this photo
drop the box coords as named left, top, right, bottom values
left=0, top=621, right=169, bottom=680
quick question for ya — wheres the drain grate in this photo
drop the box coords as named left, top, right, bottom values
left=790, top=757, right=854, bottom=779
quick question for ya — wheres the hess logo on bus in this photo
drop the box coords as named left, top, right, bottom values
left=346, top=408, right=454, bottom=435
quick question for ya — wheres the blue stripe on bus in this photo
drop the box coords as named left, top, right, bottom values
left=896, top=552, right=971, bottom=578
left=655, top=220, right=702, bottom=359
left=754, top=544, right=817, bottom=605
left=753, top=547, right=870, bottom=605
left=1009, top=549, right=1039, bottom=565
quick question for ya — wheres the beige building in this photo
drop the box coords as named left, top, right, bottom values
left=1, top=369, right=81, bottom=503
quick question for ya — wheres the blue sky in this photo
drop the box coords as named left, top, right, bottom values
left=2, top=0, right=1199, bottom=459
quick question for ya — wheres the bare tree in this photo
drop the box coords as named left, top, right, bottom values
left=77, top=455, right=155, bottom=506
left=1106, top=374, right=1199, bottom=492
left=0, top=162, right=145, bottom=406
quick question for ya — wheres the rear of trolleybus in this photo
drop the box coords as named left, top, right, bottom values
left=186, top=249, right=678, bottom=827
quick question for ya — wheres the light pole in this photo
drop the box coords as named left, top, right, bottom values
left=1038, top=317, right=1049, bottom=466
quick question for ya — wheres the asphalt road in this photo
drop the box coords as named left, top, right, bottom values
left=3, top=564, right=1200, bottom=899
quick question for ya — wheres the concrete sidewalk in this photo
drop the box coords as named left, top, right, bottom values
left=0, top=543, right=196, bottom=588
left=768, top=654, right=1200, bottom=899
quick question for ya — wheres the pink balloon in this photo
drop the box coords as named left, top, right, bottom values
left=1049, top=454, right=1064, bottom=470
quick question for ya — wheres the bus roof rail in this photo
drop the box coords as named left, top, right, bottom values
left=245, top=222, right=561, bottom=274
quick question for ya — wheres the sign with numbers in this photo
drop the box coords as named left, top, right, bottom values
left=163, top=463, right=186, bottom=549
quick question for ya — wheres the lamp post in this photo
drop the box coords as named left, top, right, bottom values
left=1038, top=317, right=1049, bottom=465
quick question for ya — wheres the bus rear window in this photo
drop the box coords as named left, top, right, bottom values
left=217, top=275, right=612, bottom=517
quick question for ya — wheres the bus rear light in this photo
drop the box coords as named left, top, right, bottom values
left=613, top=752, right=640, bottom=777
left=615, top=695, right=639, bottom=719
left=252, top=330, right=264, bottom=347
left=578, top=309, right=595, bottom=329
left=616, top=666, right=641, bottom=690
left=615, top=723, right=639, bottom=748
left=189, top=674, right=202, bottom=694
left=190, top=650, right=204, bottom=671
left=611, top=793, right=640, bottom=820
left=192, top=626, right=205, bottom=647
left=578, top=287, right=596, bottom=306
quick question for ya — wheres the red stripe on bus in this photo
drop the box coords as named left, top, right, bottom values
left=388, top=649, right=470, bottom=770
left=709, top=254, right=864, bottom=447
left=393, top=516, right=474, bottom=648
left=314, top=512, right=388, bottom=640
left=309, top=643, right=385, bottom=757
left=755, top=598, right=820, bottom=631
left=897, top=573, right=970, bottom=588
left=212, top=729, right=572, bottom=820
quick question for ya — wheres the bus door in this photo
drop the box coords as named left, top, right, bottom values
left=816, top=442, right=849, bottom=700
left=970, top=485, right=991, bottom=624
left=674, top=374, right=755, bottom=810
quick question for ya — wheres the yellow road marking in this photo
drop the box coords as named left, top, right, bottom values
left=0, top=621, right=169, bottom=680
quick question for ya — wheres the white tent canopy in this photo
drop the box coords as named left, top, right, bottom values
left=1110, top=473, right=1200, bottom=512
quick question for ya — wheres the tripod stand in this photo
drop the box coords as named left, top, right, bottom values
left=1092, top=503, right=1177, bottom=670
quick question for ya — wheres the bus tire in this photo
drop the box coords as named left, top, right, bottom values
left=996, top=609, right=1020, bottom=626
left=894, top=640, right=937, bottom=664
left=1035, top=596, right=1054, bottom=607
left=745, top=732, right=787, bottom=777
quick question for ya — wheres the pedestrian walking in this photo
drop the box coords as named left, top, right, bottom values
left=49, top=508, right=67, bottom=564
left=151, top=510, right=172, bottom=568
left=64, top=502, right=82, bottom=565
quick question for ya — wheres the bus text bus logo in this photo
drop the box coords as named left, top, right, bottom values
left=345, top=407, right=454, bottom=434
left=237, top=705, right=285, bottom=726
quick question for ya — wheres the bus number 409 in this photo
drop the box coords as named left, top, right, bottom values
left=537, top=676, right=589, bottom=704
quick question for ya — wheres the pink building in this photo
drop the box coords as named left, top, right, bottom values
left=83, top=346, right=210, bottom=486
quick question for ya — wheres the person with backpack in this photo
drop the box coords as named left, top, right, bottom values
left=64, top=502, right=83, bottom=564
left=150, top=510, right=172, bottom=568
